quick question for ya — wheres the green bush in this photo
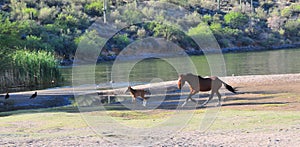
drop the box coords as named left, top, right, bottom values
left=0, top=47, right=12, bottom=72
left=24, top=35, right=54, bottom=51
left=56, top=13, right=79, bottom=29
left=222, top=27, right=242, bottom=37
left=210, top=22, right=222, bottom=34
left=112, top=34, right=131, bottom=49
left=38, top=7, right=58, bottom=24
left=255, top=7, right=268, bottom=20
left=202, top=14, right=212, bottom=23
left=284, top=19, right=300, bottom=37
left=0, top=14, right=23, bottom=48
left=84, top=1, right=104, bottom=17
left=23, top=8, right=38, bottom=19
left=281, top=7, right=292, bottom=17
left=188, top=22, right=212, bottom=41
left=291, top=4, right=300, bottom=12
left=224, top=11, right=249, bottom=29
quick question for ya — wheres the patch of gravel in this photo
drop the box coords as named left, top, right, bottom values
left=155, top=126, right=300, bottom=147
left=0, top=136, right=115, bottom=147
left=2, top=126, right=300, bottom=146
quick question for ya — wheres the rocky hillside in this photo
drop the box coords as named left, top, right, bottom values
left=1, top=0, right=299, bottom=64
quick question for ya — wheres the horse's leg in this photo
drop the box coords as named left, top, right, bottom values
left=141, top=95, right=147, bottom=107
left=181, top=90, right=198, bottom=107
left=143, top=99, right=147, bottom=107
left=189, top=91, right=199, bottom=104
left=201, top=91, right=215, bottom=107
left=132, top=97, right=136, bottom=104
left=216, top=91, right=222, bottom=106
left=132, top=97, right=137, bottom=108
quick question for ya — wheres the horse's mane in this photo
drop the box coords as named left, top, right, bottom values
left=186, top=73, right=203, bottom=78
left=186, top=73, right=194, bottom=76
left=128, top=86, right=136, bottom=92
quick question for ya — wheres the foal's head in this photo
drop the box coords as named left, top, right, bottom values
left=125, top=86, right=132, bottom=93
left=177, top=74, right=186, bottom=89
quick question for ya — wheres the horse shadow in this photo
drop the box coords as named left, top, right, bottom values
left=220, top=89, right=289, bottom=107
left=0, top=88, right=290, bottom=117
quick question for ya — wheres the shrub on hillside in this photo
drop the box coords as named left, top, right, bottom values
left=284, top=19, right=300, bottom=37
left=224, top=11, right=249, bottom=29
left=84, top=1, right=104, bottom=17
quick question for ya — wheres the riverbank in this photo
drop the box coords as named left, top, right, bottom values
left=1, top=73, right=300, bottom=146
left=60, top=44, right=300, bottom=65
left=1, top=73, right=300, bottom=111
left=221, top=43, right=300, bottom=53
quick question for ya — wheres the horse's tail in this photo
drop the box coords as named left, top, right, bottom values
left=220, top=80, right=237, bottom=94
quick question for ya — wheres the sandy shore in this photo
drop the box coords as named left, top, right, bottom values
left=1, top=73, right=300, bottom=146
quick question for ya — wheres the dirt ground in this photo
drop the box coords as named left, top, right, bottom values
left=221, top=74, right=300, bottom=111
left=1, top=74, right=300, bottom=146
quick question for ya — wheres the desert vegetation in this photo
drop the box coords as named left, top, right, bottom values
left=1, top=0, right=299, bottom=57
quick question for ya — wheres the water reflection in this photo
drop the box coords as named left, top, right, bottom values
left=60, top=48, right=300, bottom=86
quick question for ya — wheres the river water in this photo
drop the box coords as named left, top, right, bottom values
left=60, top=48, right=300, bottom=86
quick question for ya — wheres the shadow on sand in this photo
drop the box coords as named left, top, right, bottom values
left=0, top=89, right=287, bottom=117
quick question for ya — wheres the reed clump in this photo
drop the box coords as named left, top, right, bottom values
left=0, top=49, right=62, bottom=92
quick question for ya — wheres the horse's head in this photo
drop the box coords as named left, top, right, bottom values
left=125, top=86, right=131, bottom=93
left=177, top=74, right=186, bottom=89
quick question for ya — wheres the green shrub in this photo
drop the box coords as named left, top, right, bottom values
left=202, top=14, right=212, bottom=23
left=188, top=22, right=212, bottom=41
left=112, top=34, right=131, bottom=49
left=210, top=22, right=222, bottom=34
left=281, top=7, right=292, bottom=17
left=38, top=7, right=58, bottom=24
left=23, top=8, right=38, bottom=19
left=0, top=14, right=23, bottom=48
left=84, top=1, right=104, bottom=17
left=56, top=13, right=79, bottom=29
left=224, top=11, right=249, bottom=29
left=222, top=27, right=242, bottom=37
left=0, top=47, right=12, bottom=71
left=291, top=4, right=300, bottom=12
left=255, top=7, right=268, bottom=20
left=25, top=35, right=54, bottom=51
left=284, top=19, right=300, bottom=37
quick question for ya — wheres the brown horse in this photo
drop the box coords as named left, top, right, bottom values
left=126, top=86, right=151, bottom=106
left=178, top=73, right=236, bottom=107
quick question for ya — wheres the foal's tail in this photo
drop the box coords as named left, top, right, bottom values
left=220, top=80, right=237, bottom=94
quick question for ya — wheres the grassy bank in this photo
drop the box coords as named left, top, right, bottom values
left=1, top=106, right=299, bottom=137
